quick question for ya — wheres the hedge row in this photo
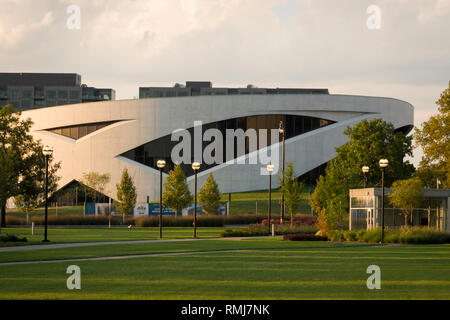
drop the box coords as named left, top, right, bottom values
left=30, top=215, right=135, bottom=226
left=136, top=216, right=225, bottom=227
left=220, top=224, right=318, bottom=237
left=327, top=227, right=450, bottom=244
left=283, top=233, right=328, bottom=241
left=4, top=214, right=273, bottom=227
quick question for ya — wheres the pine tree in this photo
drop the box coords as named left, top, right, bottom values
left=199, top=173, right=221, bottom=215
left=162, top=164, right=192, bottom=215
left=279, top=163, right=303, bottom=224
left=114, top=169, right=137, bottom=218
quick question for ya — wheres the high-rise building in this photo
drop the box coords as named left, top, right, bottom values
left=0, top=73, right=115, bottom=111
left=139, top=81, right=329, bottom=98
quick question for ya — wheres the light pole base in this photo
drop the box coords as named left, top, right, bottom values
left=42, top=240, right=50, bottom=243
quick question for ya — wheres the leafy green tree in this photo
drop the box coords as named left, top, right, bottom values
left=114, top=169, right=137, bottom=218
left=310, top=118, right=415, bottom=234
left=14, top=194, right=39, bottom=224
left=0, top=105, right=60, bottom=228
left=81, top=171, right=111, bottom=202
left=414, top=82, right=450, bottom=188
left=199, top=173, right=221, bottom=215
left=162, top=164, right=192, bottom=215
left=279, top=163, right=304, bottom=224
left=390, top=177, right=424, bottom=226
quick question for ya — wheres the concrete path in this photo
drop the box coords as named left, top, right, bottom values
left=0, top=236, right=281, bottom=252
left=0, top=249, right=254, bottom=266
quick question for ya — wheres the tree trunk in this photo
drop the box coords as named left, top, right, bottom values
left=0, top=202, right=6, bottom=228
left=404, top=214, right=408, bottom=227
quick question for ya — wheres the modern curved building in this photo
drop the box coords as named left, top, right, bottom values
left=21, top=82, right=414, bottom=203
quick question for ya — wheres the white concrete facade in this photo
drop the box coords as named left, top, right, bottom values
left=21, top=94, right=414, bottom=202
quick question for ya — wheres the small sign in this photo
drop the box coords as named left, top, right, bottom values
left=133, top=203, right=149, bottom=216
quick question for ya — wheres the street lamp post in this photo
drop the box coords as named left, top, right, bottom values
left=379, top=159, right=389, bottom=244
left=267, top=164, right=275, bottom=235
left=279, top=121, right=285, bottom=223
left=157, top=160, right=166, bottom=240
left=192, top=162, right=201, bottom=239
left=362, top=166, right=370, bottom=188
left=42, top=145, right=53, bottom=243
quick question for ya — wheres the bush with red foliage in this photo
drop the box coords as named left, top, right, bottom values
left=261, top=216, right=316, bottom=226
left=283, top=233, right=328, bottom=241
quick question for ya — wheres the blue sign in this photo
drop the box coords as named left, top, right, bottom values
left=84, top=202, right=96, bottom=215
left=148, top=203, right=181, bottom=216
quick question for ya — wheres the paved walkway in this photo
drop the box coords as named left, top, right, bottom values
left=0, top=236, right=281, bottom=252
left=0, top=249, right=254, bottom=266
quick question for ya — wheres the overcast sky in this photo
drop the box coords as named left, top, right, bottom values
left=1, top=0, right=449, bottom=166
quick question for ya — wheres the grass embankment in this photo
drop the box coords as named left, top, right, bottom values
left=219, top=187, right=313, bottom=214
left=0, top=239, right=449, bottom=299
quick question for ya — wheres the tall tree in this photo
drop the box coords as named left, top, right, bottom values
left=162, top=164, right=192, bottom=215
left=114, top=169, right=137, bottom=219
left=390, top=177, right=424, bottom=226
left=279, top=163, right=304, bottom=224
left=199, top=173, right=221, bottom=215
left=414, top=82, right=450, bottom=188
left=310, top=118, right=415, bottom=234
left=81, top=171, right=111, bottom=202
left=0, top=105, right=60, bottom=228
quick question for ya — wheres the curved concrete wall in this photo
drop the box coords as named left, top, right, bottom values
left=21, top=94, right=414, bottom=202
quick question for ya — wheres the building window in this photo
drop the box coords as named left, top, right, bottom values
left=58, top=90, right=68, bottom=99
left=120, top=114, right=335, bottom=176
left=47, top=121, right=118, bottom=140
left=46, top=90, right=56, bottom=99
left=10, top=90, right=20, bottom=100
left=69, top=90, right=80, bottom=99
left=22, top=90, right=32, bottom=99
left=21, top=100, right=33, bottom=108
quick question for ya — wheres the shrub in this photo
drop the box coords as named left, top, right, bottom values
left=6, top=216, right=27, bottom=225
left=284, top=233, right=328, bottom=241
left=326, top=227, right=450, bottom=244
left=31, top=215, right=129, bottom=226
left=136, top=215, right=225, bottom=227
left=260, top=216, right=316, bottom=226
left=249, top=223, right=317, bottom=235
left=220, top=229, right=269, bottom=237
left=0, top=234, right=28, bottom=242
left=220, top=223, right=318, bottom=237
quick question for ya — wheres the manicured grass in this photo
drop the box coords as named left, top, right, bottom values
left=0, top=227, right=231, bottom=246
left=0, top=240, right=449, bottom=299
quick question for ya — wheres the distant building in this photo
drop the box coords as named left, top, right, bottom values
left=139, top=81, right=329, bottom=98
left=349, top=188, right=450, bottom=231
left=20, top=82, right=413, bottom=203
left=0, top=73, right=115, bottom=111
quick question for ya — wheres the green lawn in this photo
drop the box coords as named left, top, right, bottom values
left=0, top=227, right=231, bottom=246
left=0, top=239, right=449, bottom=299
